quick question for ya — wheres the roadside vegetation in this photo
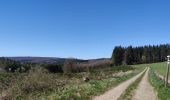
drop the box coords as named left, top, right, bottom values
left=49, top=69, right=139, bottom=100
left=0, top=58, right=141, bottom=99
left=0, top=66, right=139, bottom=99
left=149, top=69, right=170, bottom=100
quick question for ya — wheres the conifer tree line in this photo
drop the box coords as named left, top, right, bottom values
left=0, top=57, right=33, bottom=72
left=112, top=44, right=170, bottom=65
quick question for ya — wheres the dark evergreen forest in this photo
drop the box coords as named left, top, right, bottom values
left=112, top=44, right=170, bottom=65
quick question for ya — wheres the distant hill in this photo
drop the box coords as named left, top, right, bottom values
left=6, top=57, right=110, bottom=64
left=7, top=57, right=66, bottom=64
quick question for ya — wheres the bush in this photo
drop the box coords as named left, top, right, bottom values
left=3, top=67, right=66, bottom=99
left=63, top=59, right=76, bottom=74
left=0, top=58, right=32, bottom=72
left=73, top=59, right=112, bottom=73
left=45, top=63, right=63, bottom=73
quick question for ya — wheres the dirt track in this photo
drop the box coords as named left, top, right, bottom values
left=132, top=68, right=158, bottom=100
left=93, top=68, right=147, bottom=100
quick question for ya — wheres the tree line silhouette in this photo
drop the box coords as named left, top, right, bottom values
left=112, top=44, right=170, bottom=65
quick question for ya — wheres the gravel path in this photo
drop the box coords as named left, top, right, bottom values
left=93, top=68, right=147, bottom=100
left=132, top=68, right=158, bottom=100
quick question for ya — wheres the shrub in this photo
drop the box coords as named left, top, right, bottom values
left=63, top=59, right=76, bottom=74
left=75, top=59, right=112, bottom=73
left=0, top=58, right=32, bottom=72
left=2, top=67, right=66, bottom=99
left=45, top=63, right=63, bottom=73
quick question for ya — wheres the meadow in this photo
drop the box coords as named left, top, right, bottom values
left=0, top=65, right=142, bottom=100
left=134, top=62, right=168, bottom=77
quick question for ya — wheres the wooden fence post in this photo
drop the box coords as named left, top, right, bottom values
left=165, top=55, right=170, bottom=87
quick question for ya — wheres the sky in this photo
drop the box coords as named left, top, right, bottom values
left=0, top=0, right=170, bottom=59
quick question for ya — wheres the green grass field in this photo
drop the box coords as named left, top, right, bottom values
left=134, top=62, right=168, bottom=77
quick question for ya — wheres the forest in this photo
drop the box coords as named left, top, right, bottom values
left=112, top=44, right=170, bottom=65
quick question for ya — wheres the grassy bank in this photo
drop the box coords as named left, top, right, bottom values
left=48, top=71, right=139, bottom=100
left=149, top=69, right=170, bottom=100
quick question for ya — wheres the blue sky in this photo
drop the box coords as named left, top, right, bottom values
left=0, top=0, right=170, bottom=59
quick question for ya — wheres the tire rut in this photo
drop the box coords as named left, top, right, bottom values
left=93, top=68, right=147, bottom=100
left=132, top=68, right=158, bottom=100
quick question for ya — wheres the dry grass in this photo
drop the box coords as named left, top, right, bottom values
left=0, top=65, right=135, bottom=99
left=1, top=67, right=67, bottom=99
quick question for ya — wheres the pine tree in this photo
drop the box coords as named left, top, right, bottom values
left=124, top=46, right=134, bottom=65
left=112, top=44, right=170, bottom=66
left=112, top=46, right=125, bottom=65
